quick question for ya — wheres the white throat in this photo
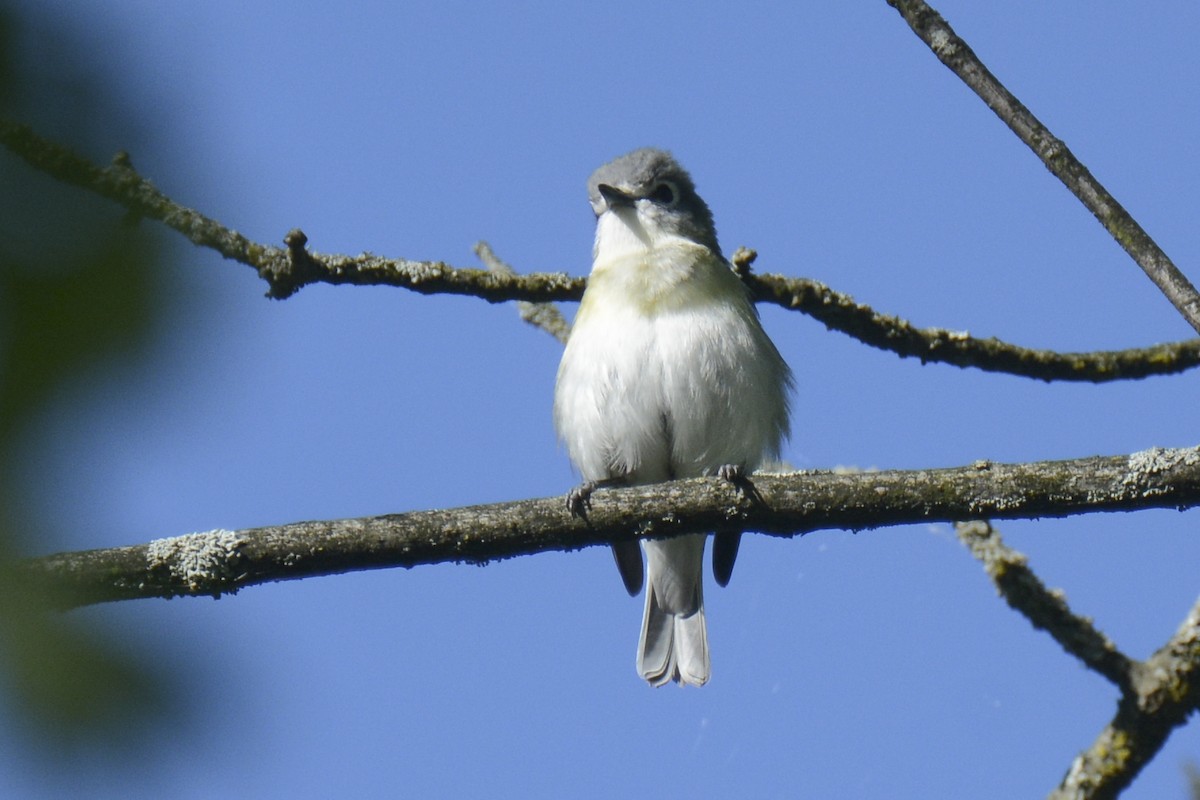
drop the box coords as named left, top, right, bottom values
left=593, top=208, right=657, bottom=265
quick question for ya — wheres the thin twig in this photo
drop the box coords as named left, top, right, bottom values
left=955, top=521, right=1133, bottom=689
left=15, top=445, right=1200, bottom=610
left=474, top=241, right=570, bottom=344
left=886, top=0, right=1200, bottom=335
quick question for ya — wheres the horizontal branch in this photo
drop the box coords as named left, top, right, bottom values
left=886, top=0, right=1200, bottom=336
left=747, top=271, right=1200, bottom=382
left=883, top=4, right=1200, bottom=794
left=2, top=119, right=1196, bottom=383
left=17, top=445, right=1200, bottom=610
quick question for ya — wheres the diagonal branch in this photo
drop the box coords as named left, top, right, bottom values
left=1051, top=597, right=1200, bottom=799
left=0, top=119, right=584, bottom=303
left=880, top=6, right=1200, bottom=792
left=2, top=118, right=1197, bottom=383
left=961, top=519, right=1200, bottom=798
left=474, top=240, right=570, bottom=344
left=16, top=446, right=1200, bottom=610
left=955, top=521, right=1133, bottom=690
left=886, top=0, right=1200, bottom=335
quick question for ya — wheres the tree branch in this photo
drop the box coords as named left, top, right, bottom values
left=1051, top=597, right=1200, bottom=799
left=885, top=0, right=1200, bottom=336
left=955, top=521, right=1133, bottom=689
left=16, top=445, right=1200, bottom=610
left=0, top=119, right=584, bottom=303
left=882, top=4, right=1200, bottom=794
left=2, top=118, right=1196, bottom=383
left=474, top=240, right=570, bottom=344
left=747, top=271, right=1200, bottom=382
left=961, top=519, right=1200, bottom=798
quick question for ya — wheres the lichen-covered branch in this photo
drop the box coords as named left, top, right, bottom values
left=955, top=521, right=1133, bottom=689
left=3, top=118, right=1197, bottom=382
left=881, top=3, right=1200, bottom=794
left=0, top=119, right=584, bottom=303
left=1050, top=598, right=1200, bottom=800
left=885, top=0, right=1200, bottom=336
left=960, top=519, right=1200, bottom=798
left=747, top=271, right=1200, bottom=382
left=16, top=445, right=1200, bottom=610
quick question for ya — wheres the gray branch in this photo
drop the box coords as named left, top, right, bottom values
left=1050, top=597, right=1200, bottom=799
left=2, top=119, right=1197, bottom=383
left=960, top=519, right=1200, bottom=799
left=747, top=270, right=1200, bottom=382
left=883, top=2, right=1200, bottom=793
left=474, top=240, right=570, bottom=344
left=956, top=521, right=1133, bottom=688
left=17, top=446, right=1200, bottom=611
left=886, top=0, right=1200, bottom=336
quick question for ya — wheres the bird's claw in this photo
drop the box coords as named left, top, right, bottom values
left=716, top=463, right=744, bottom=483
left=566, top=481, right=597, bottom=517
left=716, top=463, right=765, bottom=505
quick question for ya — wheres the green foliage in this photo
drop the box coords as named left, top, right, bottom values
left=0, top=4, right=174, bottom=750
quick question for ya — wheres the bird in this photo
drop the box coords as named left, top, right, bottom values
left=553, top=148, right=792, bottom=686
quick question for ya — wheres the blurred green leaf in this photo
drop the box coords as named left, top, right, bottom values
left=0, top=2, right=177, bottom=750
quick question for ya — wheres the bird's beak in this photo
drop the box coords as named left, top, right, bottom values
left=597, top=183, right=636, bottom=209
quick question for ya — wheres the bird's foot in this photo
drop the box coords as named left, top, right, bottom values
left=566, top=477, right=626, bottom=518
left=715, top=462, right=764, bottom=506
left=716, top=463, right=744, bottom=483
left=713, top=465, right=754, bottom=587
left=565, top=481, right=598, bottom=517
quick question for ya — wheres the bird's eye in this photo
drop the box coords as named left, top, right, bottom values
left=648, top=182, right=676, bottom=205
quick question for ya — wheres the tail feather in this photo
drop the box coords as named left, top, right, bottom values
left=637, top=535, right=710, bottom=687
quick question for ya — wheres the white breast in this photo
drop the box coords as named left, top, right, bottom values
left=554, top=224, right=790, bottom=484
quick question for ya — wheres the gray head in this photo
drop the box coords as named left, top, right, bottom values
left=587, top=148, right=721, bottom=255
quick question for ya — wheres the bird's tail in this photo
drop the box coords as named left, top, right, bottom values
left=636, top=534, right=710, bottom=687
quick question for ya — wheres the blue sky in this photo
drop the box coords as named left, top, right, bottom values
left=4, top=1, right=1200, bottom=797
